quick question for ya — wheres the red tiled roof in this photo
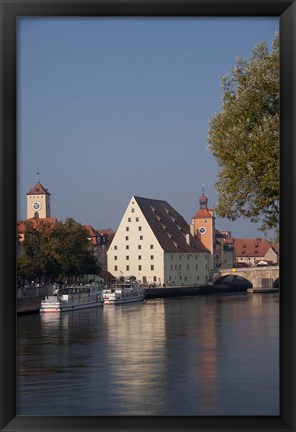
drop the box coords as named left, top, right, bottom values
left=83, top=225, right=99, bottom=245
left=270, top=241, right=280, bottom=253
left=83, top=226, right=116, bottom=248
left=233, top=238, right=274, bottom=258
left=134, top=196, right=209, bottom=253
left=225, top=237, right=234, bottom=245
left=192, top=208, right=213, bottom=219
left=17, top=218, right=57, bottom=234
left=27, top=182, right=51, bottom=195
left=98, top=270, right=115, bottom=280
left=97, top=229, right=116, bottom=248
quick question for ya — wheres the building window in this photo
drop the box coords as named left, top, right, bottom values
left=126, top=227, right=129, bottom=232
left=138, top=255, right=142, bottom=260
left=138, top=265, right=142, bottom=271
left=171, top=265, right=173, bottom=270
left=151, top=265, right=154, bottom=271
left=131, top=208, right=135, bottom=213
left=126, top=256, right=129, bottom=260
left=187, top=264, right=189, bottom=270
left=175, top=265, right=177, bottom=270
left=150, top=255, right=154, bottom=260
left=114, top=266, right=118, bottom=271
left=126, top=245, right=129, bottom=250
left=153, top=276, right=157, bottom=282
left=140, top=236, right=143, bottom=240
left=196, top=265, right=198, bottom=270
left=126, top=265, right=129, bottom=271
left=180, top=255, right=182, bottom=260
left=138, top=245, right=141, bottom=250
left=114, top=256, right=117, bottom=260
left=171, top=255, right=173, bottom=260
left=138, top=226, right=142, bottom=231
left=150, top=245, right=154, bottom=249
left=136, top=217, right=139, bottom=222
left=179, top=265, right=181, bottom=270
left=125, top=236, right=129, bottom=241
left=114, top=246, right=117, bottom=250
left=128, top=217, right=131, bottom=222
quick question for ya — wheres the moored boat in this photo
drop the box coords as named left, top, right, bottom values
left=40, top=285, right=104, bottom=313
left=102, top=281, right=145, bottom=305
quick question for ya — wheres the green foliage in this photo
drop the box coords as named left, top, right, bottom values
left=17, top=218, right=101, bottom=282
left=207, top=34, right=279, bottom=233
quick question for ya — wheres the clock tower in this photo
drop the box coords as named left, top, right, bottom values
left=26, top=180, right=51, bottom=219
left=191, top=187, right=215, bottom=270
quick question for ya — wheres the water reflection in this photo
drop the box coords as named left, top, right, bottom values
left=101, top=302, right=167, bottom=414
left=17, top=293, right=279, bottom=416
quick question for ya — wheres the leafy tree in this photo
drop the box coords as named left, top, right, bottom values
left=207, top=33, right=279, bottom=233
left=17, top=219, right=61, bottom=282
left=17, top=218, right=100, bottom=283
left=52, top=218, right=99, bottom=280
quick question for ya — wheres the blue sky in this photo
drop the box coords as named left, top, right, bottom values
left=17, top=17, right=278, bottom=238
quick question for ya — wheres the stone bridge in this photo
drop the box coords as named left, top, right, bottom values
left=213, top=266, right=279, bottom=289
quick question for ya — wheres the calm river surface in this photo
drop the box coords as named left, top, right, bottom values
left=17, top=292, right=279, bottom=416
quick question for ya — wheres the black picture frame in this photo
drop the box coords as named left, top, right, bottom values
left=1, top=1, right=295, bottom=431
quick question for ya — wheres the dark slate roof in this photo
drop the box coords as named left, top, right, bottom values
left=134, top=196, right=209, bottom=253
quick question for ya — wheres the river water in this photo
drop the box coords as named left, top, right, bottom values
left=17, top=292, right=279, bottom=416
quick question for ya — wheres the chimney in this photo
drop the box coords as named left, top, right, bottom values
left=186, top=233, right=190, bottom=245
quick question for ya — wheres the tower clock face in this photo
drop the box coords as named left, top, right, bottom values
left=198, top=226, right=207, bottom=235
left=32, top=201, right=42, bottom=211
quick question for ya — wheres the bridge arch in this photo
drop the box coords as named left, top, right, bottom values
left=214, top=266, right=279, bottom=290
left=215, top=274, right=252, bottom=288
left=273, top=277, right=280, bottom=288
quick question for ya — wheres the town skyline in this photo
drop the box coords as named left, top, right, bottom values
left=18, top=17, right=279, bottom=239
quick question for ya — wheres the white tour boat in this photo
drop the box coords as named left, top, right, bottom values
left=102, top=282, right=145, bottom=305
left=40, top=285, right=104, bottom=313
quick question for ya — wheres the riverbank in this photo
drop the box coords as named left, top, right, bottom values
left=17, top=298, right=41, bottom=315
left=144, top=283, right=249, bottom=299
left=17, top=283, right=249, bottom=315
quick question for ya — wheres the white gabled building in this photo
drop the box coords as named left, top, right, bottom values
left=107, top=196, right=211, bottom=286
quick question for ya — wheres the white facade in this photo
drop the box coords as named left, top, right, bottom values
left=163, top=252, right=209, bottom=286
left=107, top=196, right=210, bottom=286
